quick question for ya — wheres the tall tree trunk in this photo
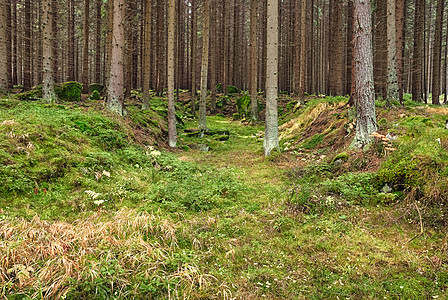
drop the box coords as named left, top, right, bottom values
left=107, top=0, right=126, bottom=116
left=373, top=0, right=387, bottom=99
left=223, top=0, right=229, bottom=94
left=250, top=0, right=258, bottom=120
left=82, top=0, right=90, bottom=93
left=328, top=0, right=344, bottom=95
left=190, top=0, right=197, bottom=114
left=353, top=0, right=377, bottom=148
left=142, top=0, right=152, bottom=110
left=52, top=0, right=59, bottom=83
left=67, top=0, right=75, bottom=81
left=6, top=0, right=11, bottom=88
left=395, top=0, right=405, bottom=103
left=0, top=1, right=8, bottom=90
left=264, top=0, right=279, bottom=156
left=42, top=0, right=55, bottom=102
left=12, top=0, right=17, bottom=86
left=412, top=0, right=424, bottom=102
left=431, top=0, right=444, bottom=105
left=346, top=0, right=354, bottom=97
left=95, top=0, right=102, bottom=84
left=198, top=0, right=210, bottom=130
left=293, top=0, right=300, bottom=96
left=299, top=0, right=306, bottom=99
left=23, top=0, right=31, bottom=90
left=386, top=0, right=399, bottom=102
left=167, top=0, right=177, bottom=147
left=210, top=0, right=217, bottom=113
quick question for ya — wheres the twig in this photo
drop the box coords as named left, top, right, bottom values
left=415, top=202, right=424, bottom=234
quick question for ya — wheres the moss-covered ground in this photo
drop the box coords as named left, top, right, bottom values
left=1, top=92, right=448, bottom=299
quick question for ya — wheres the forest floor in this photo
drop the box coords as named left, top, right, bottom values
left=1, top=92, right=448, bottom=299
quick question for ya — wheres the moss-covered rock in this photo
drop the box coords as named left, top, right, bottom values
left=55, top=82, right=82, bottom=102
left=89, top=90, right=101, bottom=100
left=89, top=83, right=104, bottom=94
left=17, top=86, right=42, bottom=101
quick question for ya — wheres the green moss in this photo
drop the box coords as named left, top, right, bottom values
left=89, top=90, right=101, bottom=100
left=89, top=83, right=104, bottom=94
left=302, top=134, right=325, bottom=149
left=55, top=82, right=82, bottom=102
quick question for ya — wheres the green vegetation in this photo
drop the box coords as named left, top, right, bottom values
left=1, top=93, right=448, bottom=299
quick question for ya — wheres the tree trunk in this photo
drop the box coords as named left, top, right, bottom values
left=52, top=0, right=59, bottom=83
left=328, top=0, right=344, bottom=96
left=431, top=0, right=444, bottom=105
left=6, top=0, right=11, bottom=88
left=0, top=1, right=8, bottom=90
left=264, top=0, right=279, bottom=156
left=42, top=0, right=55, bottom=102
left=210, top=0, right=217, bottom=113
left=373, top=0, right=387, bottom=100
left=190, top=0, right=197, bottom=114
left=412, top=0, right=424, bottom=102
left=82, top=0, right=90, bottom=93
left=95, top=0, right=102, bottom=84
left=67, top=0, right=75, bottom=81
left=299, top=0, right=306, bottom=99
left=395, top=0, right=404, bottom=103
left=386, top=0, right=399, bottom=102
left=12, top=0, right=17, bottom=86
left=198, top=0, right=210, bottom=130
left=107, top=0, right=126, bottom=116
left=23, top=0, right=31, bottom=90
left=142, top=0, right=152, bottom=110
left=353, top=0, right=377, bottom=148
left=167, top=0, right=177, bottom=147
left=250, top=0, right=258, bottom=120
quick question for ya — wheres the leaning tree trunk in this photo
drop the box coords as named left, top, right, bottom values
left=198, top=0, right=210, bottom=130
left=167, top=0, right=177, bottom=147
left=353, top=0, right=377, bottom=148
left=264, top=0, right=280, bottom=156
left=42, top=0, right=55, bottom=102
left=107, top=0, right=126, bottom=116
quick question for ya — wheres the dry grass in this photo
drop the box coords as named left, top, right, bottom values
left=0, top=209, right=217, bottom=299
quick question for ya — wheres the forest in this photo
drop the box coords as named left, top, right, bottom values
left=1, top=0, right=448, bottom=299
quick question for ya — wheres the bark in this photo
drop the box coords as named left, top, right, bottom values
left=353, top=0, right=377, bottom=148
left=67, top=0, right=75, bottom=81
left=23, top=0, right=31, bottom=90
left=107, top=0, right=126, bottom=116
left=95, top=0, right=102, bottom=84
left=52, top=0, right=59, bottom=83
left=412, top=0, right=424, bottom=102
left=210, top=0, right=217, bottom=113
left=167, top=0, right=177, bottom=147
left=264, top=0, right=279, bottom=156
left=42, top=0, right=55, bottom=102
left=293, top=0, right=300, bottom=95
left=373, top=0, right=387, bottom=99
left=198, top=0, right=210, bottom=130
left=346, top=0, right=354, bottom=97
left=250, top=0, right=258, bottom=120
left=328, top=0, right=344, bottom=96
left=0, top=1, right=8, bottom=90
left=299, top=0, right=306, bottom=99
left=12, top=0, right=17, bottom=85
left=190, top=0, right=197, bottom=113
left=386, top=0, right=399, bottom=102
left=395, top=0, right=404, bottom=103
left=82, top=0, right=90, bottom=93
left=6, top=0, right=11, bottom=88
left=223, top=0, right=229, bottom=94
left=431, top=0, right=444, bottom=105
left=142, top=0, right=152, bottom=110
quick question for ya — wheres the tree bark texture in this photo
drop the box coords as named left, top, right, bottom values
left=264, top=0, right=279, bottom=156
left=42, top=0, right=55, bottom=102
left=167, top=0, right=177, bottom=147
left=353, top=0, right=377, bottom=148
left=198, top=0, right=210, bottom=130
